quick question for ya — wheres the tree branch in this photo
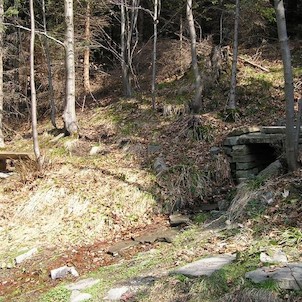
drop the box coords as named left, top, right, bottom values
left=4, top=22, right=65, bottom=47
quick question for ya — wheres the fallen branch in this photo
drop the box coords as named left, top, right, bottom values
left=229, top=52, right=270, bottom=72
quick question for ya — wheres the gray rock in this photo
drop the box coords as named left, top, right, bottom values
left=260, top=251, right=287, bottom=263
left=15, top=247, right=38, bottom=264
left=171, top=254, right=236, bottom=277
left=246, top=263, right=302, bottom=290
left=153, top=157, right=167, bottom=174
left=107, top=240, right=139, bottom=256
left=209, top=147, right=220, bottom=156
left=50, top=266, right=79, bottom=280
left=70, top=290, right=92, bottom=302
left=169, top=214, right=191, bottom=227
left=65, top=278, right=100, bottom=291
left=89, top=146, right=102, bottom=155
left=0, top=172, right=11, bottom=179
left=147, top=144, right=161, bottom=154
left=229, top=126, right=261, bottom=136
left=258, top=160, right=283, bottom=180
left=104, top=286, right=130, bottom=301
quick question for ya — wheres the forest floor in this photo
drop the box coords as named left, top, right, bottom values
left=1, top=39, right=302, bottom=301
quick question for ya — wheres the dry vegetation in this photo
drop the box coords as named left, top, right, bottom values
left=1, top=38, right=302, bottom=301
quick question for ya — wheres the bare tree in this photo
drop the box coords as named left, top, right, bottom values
left=41, top=0, right=57, bottom=128
left=227, top=0, right=239, bottom=114
left=151, top=0, right=160, bottom=109
left=0, top=0, right=4, bottom=148
left=29, top=0, right=42, bottom=170
left=186, top=0, right=203, bottom=113
left=274, top=0, right=297, bottom=171
left=63, top=0, right=78, bottom=135
left=121, top=0, right=132, bottom=97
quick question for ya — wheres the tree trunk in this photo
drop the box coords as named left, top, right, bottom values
left=0, top=0, right=4, bottom=148
left=151, top=0, right=160, bottom=110
left=42, top=0, right=56, bottom=128
left=121, top=0, right=131, bottom=97
left=274, top=0, right=297, bottom=171
left=63, top=0, right=78, bottom=135
left=186, top=0, right=203, bottom=113
left=30, top=0, right=42, bottom=170
left=228, top=0, right=239, bottom=111
left=83, top=0, right=91, bottom=96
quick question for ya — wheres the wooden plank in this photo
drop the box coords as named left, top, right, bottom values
left=0, top=152, right=32, bottom=160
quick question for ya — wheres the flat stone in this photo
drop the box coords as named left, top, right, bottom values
left=258, top=160, right=283, bottom=179
left=261, top=126, right=286, bottom=134
left=229, top=126, right=261, bottom=136
left=232, top=153, right=258, bottom=163
left=171, top=254, right=236, bottom=277
left=15, top=247, right=38, bottom=264
left=107, top=240, right=139, bottom=256
left=169, top=214, right=191, bottom=227
left=50, top=266, right=79, bottom=280
left=223, top=146, right=233, bottom=156
left=134, top=229, right=178, bottom=244
left=236, top=161, right=259, bottom=170
left=238, top=133, right=284, bottom=144
left=65, top=278, right=100, bottom=291
left=260, top=250, right=288, bottom=264
left=246, top=263, right=302, bottom=290
left=224, top=136, right=242, bottom=146
left=153, top=157, right=167, bottom=173
left=70, top=290, right=92, bottom=302
left=89, top=146, right=102, bottom=155
left=209, top=147, right=220, bottom=156
left=0, top=172, right=11, bottom=179
left=236, top=168, right=259, bottom=179
left=232, top=145, right=252, bottom=156
left=104, top=286, right=130, bottom=301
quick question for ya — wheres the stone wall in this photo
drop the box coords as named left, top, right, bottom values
left=223, top=126, right=293, bottom=182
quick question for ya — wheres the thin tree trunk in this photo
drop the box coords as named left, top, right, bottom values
left=228, top=0, right=239, bottom=110
left=151, top=0, right=160, bottom=110
left=63, top=0, right=78, bottom=135
left=42, top=0, right=56, bottom=128
left=0, top=0, right=4, bottom=148
left=274, top=0, right=297, bottom=171
left=186, top=0, right=203, bottom=113
left=83, top=0, right=91, bottom=97
left=30, top=0, right=42, bottom=170
left=121, top=0, right=131, bottom=97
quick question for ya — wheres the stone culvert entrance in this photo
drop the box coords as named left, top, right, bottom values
left=223, top=126, right=288, bottom=183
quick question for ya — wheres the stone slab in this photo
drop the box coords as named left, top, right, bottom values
left=229, top=126, right=261, bottom=136
left=169, top=214, right=191, bottom=227
left=170, top=254, right=236, bottom=277
left=70, top=291, right=92, bottom=302
left=65, top=278, right=100, bottom=291
left=15, top=247, right=38, bottom=264
left=223, top=136, right=242, bottom=146
left=232, top=145, right=252, bottom=156
left=236, top=161, right=259, bottom=170
left=107, top=240, right=139, bottom=256
left=232, top=154, right=258, bottom=163
left=236, top=168, right=259, bottom=179
left=104, top=286, right=130, bottom=301
left=238, top=133, right=284, bottom=144
left=246, top=263, right=302, bottom=290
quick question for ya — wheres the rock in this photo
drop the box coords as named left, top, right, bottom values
left=169, top=214, right=191, bottom=227
left=246, top=263, right=302, bottom=290
left=153, top=157, right=167, bottom=174
left=107, top=240, right=139, bottom=256
left=104, top=286, right=130, bottom=301
left=89, top=146, right=102, bottom=155
left=147, top=144, right=161, bottom=155
left=65, top=278, right=100, bottom=291
left=260, top=250, right=287, bottom=264
left=15, top=247, right=38, bottom=264
left=50, top=266, right=79, bottom=280
left=209, top=147, right=220, bottom=156
left=258, top=160, right=283, bottom=180
left=0, top=172, right=11, bottom=179
left=229, top=126, right=261, bottom=136
left=133, top=229, right=178, bottom=244
left=70, top=290, right=92, bottom=302
left=171, top=254, right=236, bottom=277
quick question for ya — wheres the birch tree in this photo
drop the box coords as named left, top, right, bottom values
left=42, top=0, right=56, bottom=128
left=83, top=0, right=92, bottom=106
left=227, top=0, right=239, bottom=116
left=29, top=0, right=42, bottom=170
left=151, top=0, right=160, bottom=109
left=186, top=0, right=203, bottom=113
left=63, top=0, right=78, bottom=135
left=0, top=0, right=4, bottom=148
left=274, top=0, right=297, bottom=171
